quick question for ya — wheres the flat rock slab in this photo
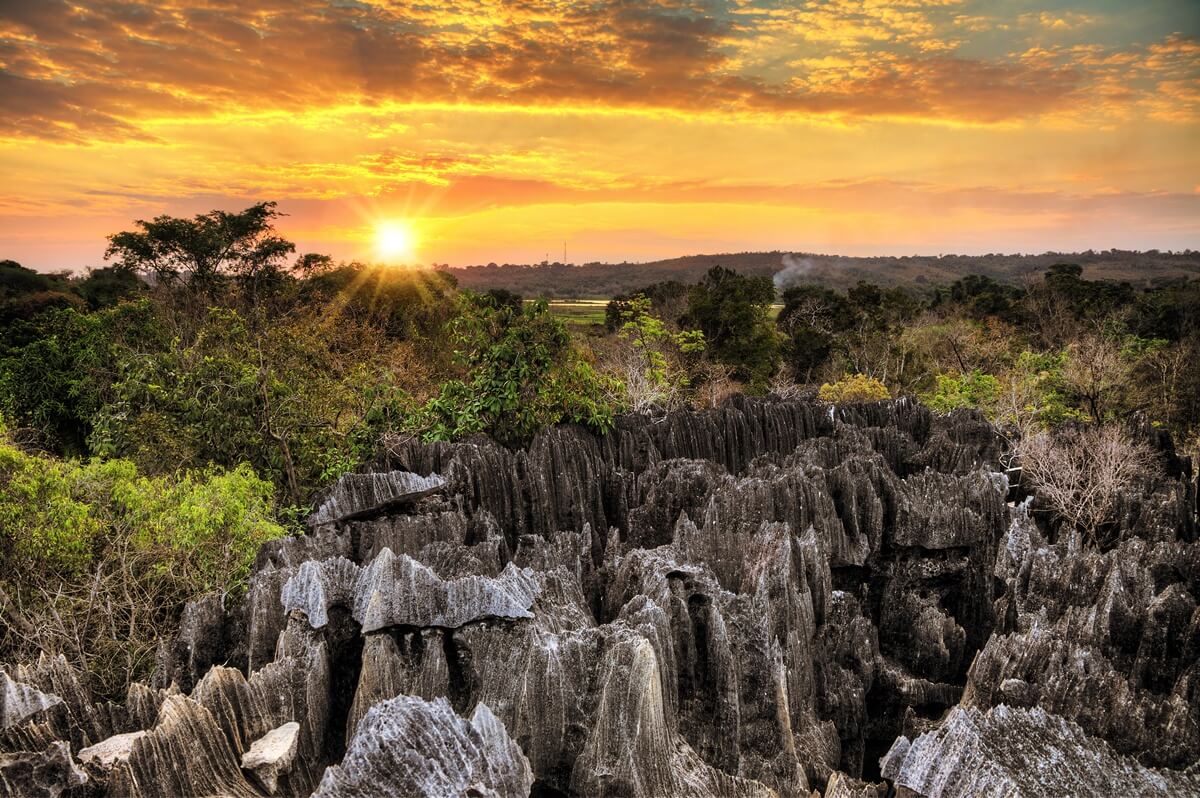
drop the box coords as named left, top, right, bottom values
left=310, top=471, right=445, bottom=525
left=78, top=731, right=146, bottom=769
left=240, top=721, right=300, bottom=795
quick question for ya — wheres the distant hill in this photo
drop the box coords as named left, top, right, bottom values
left=445, top=250, right=1200, bottom=298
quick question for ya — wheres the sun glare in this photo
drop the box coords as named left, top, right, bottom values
left=375, top=220, right=417, bottom=262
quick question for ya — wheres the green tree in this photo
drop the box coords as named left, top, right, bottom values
left=105, top=202, right=296, bottom=298
left=923, top=370, right=1001, bottom=414
left=414, top=295, right=620, bottom=445
left=776, top=285, right=857, bottom=379
left=614, top=295, right=705, bottom=412
left=0, top=422, right=287, bottom=696
left=818, top=374, right=890, bottom=403
left=90, top=305, right=412, bottom=503
left=683, top=266, right=779, bottom=383
left=0, top=300, right=164, bottom=453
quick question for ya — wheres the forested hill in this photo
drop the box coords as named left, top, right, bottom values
left=446, top=249, right=1200, bottom=297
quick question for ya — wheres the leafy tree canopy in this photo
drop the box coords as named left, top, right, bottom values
left=683, top=266, right=779, bottom=383
left=105, top=202, right=295, bottom=294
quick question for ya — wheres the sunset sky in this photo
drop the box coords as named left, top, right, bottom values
left=2, top=0, right=1198, bottom=271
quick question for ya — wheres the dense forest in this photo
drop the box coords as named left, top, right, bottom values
left=2, top=202, right=1198, bottom=696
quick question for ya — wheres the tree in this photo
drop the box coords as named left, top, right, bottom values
left=683, top=266, right=779, bottom=383
left=923, top=370, right=1000, bottom=414
left=76, top=266, right=145, bottom=309
left=1017, top=425, right=1157, bottom=548
left=776, top=285, right=857, bottom=380
left=89, top=305, right=416, bottom=503
left=413, top=295, right=620, bottom=445
left=0, top=423, right=286, bottom=697
left=606, top=281, right=689, bottom=332
left=613, top=295, right=704, bottom=413
left=105, top=202, right=295, bottom=296
left=1060, top=333, right=1131, bottom=423
left=0, top=301, right=164, bottom=454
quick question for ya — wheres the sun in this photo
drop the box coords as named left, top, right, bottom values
left=375, top=220, right=417, bottom=262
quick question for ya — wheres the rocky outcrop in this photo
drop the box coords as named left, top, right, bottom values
left=1, top=397, right=1196, bottom=797
left=313, top=696, right=532, bottom=798
left=966, top=502, right=1200, bottom=769
left=881, top=705, right=1200, bottom=797
left=309, top=471, right=445, bottom=525
left=0, top=673, right=62, bottom=732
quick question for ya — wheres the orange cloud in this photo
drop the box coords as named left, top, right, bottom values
left=2, top=0, right=1195, bottom=142
left=0, top=1, right=1197, bottom=268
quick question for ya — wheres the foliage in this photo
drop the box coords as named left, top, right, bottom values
left=300, top=263, right=458, bottom=341
left=992, top=350, right=1086, bottom=434
left=818, top=374, right=890, bottom=404
left=412, top=294, right=621, bottom=445
left=605, top=280, right=690, bottom=332
left=89, top=305, right=420, bottom=503
left=0, top=300, right=165, bottom=453
left=105, top=202, right=295, bottom=296
left=613, top=294, right=705, bottom=412
left=923, top=370, right=1001, bottom=414
left=683, top=266, right=779, bottom=384
left=0, top=424, right=287, bottom=696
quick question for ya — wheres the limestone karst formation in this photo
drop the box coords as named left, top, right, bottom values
left=1, top=397, right=1197, bottom=797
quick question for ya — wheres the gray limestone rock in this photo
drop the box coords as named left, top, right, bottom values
left=309, top=470, right=445, bottom=525
left=281, top=556, right=360, bottom=629
left=880, top=705, right=1200, bottom=798
left=0, top=741, right=86, bottom=798
left=313, top=695, right=533, bottom=798
left=240, top=721, right=299, bottom=795
left=78, top=731, right=146, bottom=770
left=0, top=672, right=62, bottom=732
left=3, top=397, right=1196, bottom=798
left=352, top=548, right=540, bottom=632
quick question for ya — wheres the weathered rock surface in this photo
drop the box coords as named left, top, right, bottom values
left=2, top=397, right=1196, bottom=797
left=0, top=742, right=86, bottom=798
left=881, top=705, right=1200, bottom=797
left=78, top=731, right=145, bottom=770
left=0, top=672, right=62, bottom=732
left=309, top=470, right=445, bottom=525
left=241, top=722, right=299, bottom=795
left=353, top=550, right=541, bottom=632
left=313, top=696, right=532, bottom=798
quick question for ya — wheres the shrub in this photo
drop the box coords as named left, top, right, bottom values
left=924, top=370, right=1000, bottom=414
left=0, top=426, right=288, bottom=697
left=818, top=374, right=890, bottom=404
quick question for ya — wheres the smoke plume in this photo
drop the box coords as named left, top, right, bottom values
left=774, top=253, right=816, bottom=292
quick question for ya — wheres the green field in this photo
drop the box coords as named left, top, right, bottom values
left=529, top=299, right=610, bottom=325
left=532, top=299, right=784, bottom=326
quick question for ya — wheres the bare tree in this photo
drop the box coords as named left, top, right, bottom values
left=1060, top=333, right=1130, bottom=423
left=1017, top=424, right=1157, bottom=547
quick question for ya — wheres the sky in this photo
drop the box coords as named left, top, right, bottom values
left=1, top=0, right=1198, bottom=271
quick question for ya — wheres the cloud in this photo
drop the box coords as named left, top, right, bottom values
left=2, top=0, right=1195, bottom=142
